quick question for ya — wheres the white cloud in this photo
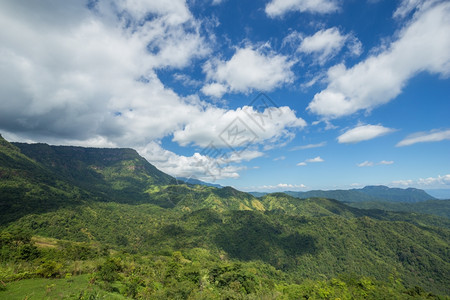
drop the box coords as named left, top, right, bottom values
left=172, top=105, right=306, bottom=148
left=393, top=0, right=429, bottom=19
left=357, top=160, right=394, bottom=167
left=306, top=156, right=324, bottom=163
left=174, top=73, right=202, bottom=87
left=138, top=141, right=263, bottom=181
left=297, top=155, right=324, bottom=166
left=282, top=31, right=303, bottom=49
left=0, top=0, right=307, bottom=181
left=202, top=45, right=295, bottom=96
left=201, top=83, right=228, bottom=98
left=391, top=179, right=414, bottom=187
left=265, top=0, right=340, bottom=17
left=290, top=141, right=326, bottom=151
left=337, top=124, right=395, bottom=144
left=357, top=161, right=374, bottom=167
left=0, top=0, right=210, bottom=145
left=308, top=1, right=450, bottom=118
left=111, top=0, right=191, bottom=24
left=391, top=174, right=450, bottom=188
left=253, top=183, right=307, bottom=190
left=298, top=27, right=349, bottom=65
left=396, top=129, right=450, bottom=147
left=417, top=174, right=450, bottom=186
left=273, top=156, right=286, bottom=161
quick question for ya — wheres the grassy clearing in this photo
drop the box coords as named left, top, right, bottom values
left=0, top=274, right=127, bottom=299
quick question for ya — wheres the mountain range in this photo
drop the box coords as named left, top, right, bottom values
left=250, top=185, right=437, bottom=203
left=1, top=134, right=449, bottom=298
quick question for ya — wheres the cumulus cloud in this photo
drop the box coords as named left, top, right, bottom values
left=298, top=27, right=360, bottom=65
left=337, top=124, right=395, bottom=144
left=391, top=174, right=450, bottom=188
left=202, top=45, right=295, bottom=97
left=396, top=129, right=450, bottom=147
left=201, top=83, right=228, bottom=98
left=308, top=1, right=450, bottom=118
left=172, top=105, right=306, bottom=148
left=265, top=0, right=340, bottom=17
left=0, top=0, right=208, bottom=144
left=297, top=162, right=307, bottom=166
left=138, top=141, right=263, bottom=181
left=0, top=0, right=307, bottom=180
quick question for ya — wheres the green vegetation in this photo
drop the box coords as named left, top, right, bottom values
left=283, top=185, right=436, bottom=203
left=1, top=135, right=449, bottom=299
left=349, top=200, right=450, bottom=219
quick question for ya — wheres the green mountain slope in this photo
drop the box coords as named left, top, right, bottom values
left=4, top=202, right=450, bottom=295
left=146, top=185, right=266, bottom=211
left=259, top=193, right=450, bottom=229
left=349, top=200, right=450, bottom=219
left=283, top=185, right=436, bottom=203
left=0, top=135, right=87, bottom=224
left=284, top=189, right=384, bottom=202
left=359, top=185, right=436, bottom=202
left=1, top=136, right=450, bottom=297
left=260, top=193, right=367, bottom=218
left=14, top=142, right=176, bottom=203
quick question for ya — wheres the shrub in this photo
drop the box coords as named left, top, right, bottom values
left=37, top=261, right=64, bottom=278
left=96, top=257, right=122, bottom=282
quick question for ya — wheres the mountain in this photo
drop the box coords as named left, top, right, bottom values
left=349, top=200, right=450, bottom=219
left=0, top=135, right=87, bottom=224
left=176, top=176, right=223, bottom=188
left=358, top=185, right=436, bottom=202
left=248, top=191, right=267, bottom=197
left=1, top=135, right=450, bottom=298
left=283, top=185, right=436, bottom=203
left=284, top=189, right=383, bottom=202
left=425, top=189, right=450, bottom=200
left=13, top=141, right=176, bottom=204
left=145, top=184, right=266, bottom=211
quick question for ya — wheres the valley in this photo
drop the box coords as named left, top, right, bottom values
left=1, top=135, right=449, bottom=299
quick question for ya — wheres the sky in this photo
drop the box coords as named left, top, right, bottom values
left=0, top=0, right=449, bottom=192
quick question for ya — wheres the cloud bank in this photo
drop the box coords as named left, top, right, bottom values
left=308, top=1, right=450, bottom=118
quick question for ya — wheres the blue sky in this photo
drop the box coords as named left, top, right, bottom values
left=0, top=0, right=449, bottom=191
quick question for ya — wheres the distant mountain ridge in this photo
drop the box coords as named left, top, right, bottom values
left=250, top=185, right=437, bottom=203
left=176, top=176, right=222, bottom=188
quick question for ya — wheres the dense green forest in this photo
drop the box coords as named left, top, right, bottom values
left=281, top=186, right=437, bottom=203
left=348, top=200, right=450, bottom=219
left=1, top=135, right=449, bottom=299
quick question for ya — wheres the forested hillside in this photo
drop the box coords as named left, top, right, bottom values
left=1, top=136, right=449, bottom=299
left=283, top=186, right=436, bottom=203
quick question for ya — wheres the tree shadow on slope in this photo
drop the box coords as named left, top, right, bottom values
left=212, top=211, right=317, bottom=270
